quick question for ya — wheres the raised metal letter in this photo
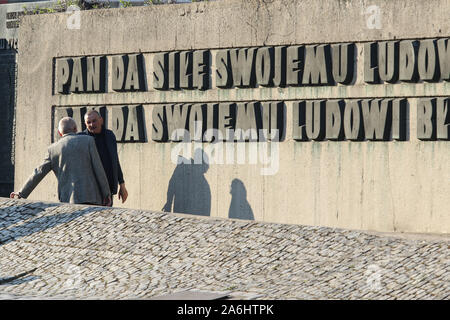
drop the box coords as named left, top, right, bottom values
left=331, top=43, right=355, bottom=84
left=302, top=45, right=332, bottom=85
left=70, top=57, right=85, bottom=93
left=124, top=105, right=145, bottom=142
left=361, top=99, right=391, bottom=140
left=56, top=58, right=72, bottom=94
left=417, top=98, right=436, bottom=140
left=168, top=51, right=180, bottom=90
left=437, top=39, right=450, bottom=81
left=344, top=100, right=363, bottom=140
left=286, top=46, right=303, bottom=86
left=436, top=98, right=449, bottom=140
left=378, top=41, right=398, bottom=83
left=112, top=55, right=125, bottom=91
left=292, top=101, right=307, bottom=141
left=399, top=40, right=418, bottom=82
left=152, top=105, right=166, bottom=142
left=193, top=50, right=209, bottom=90
left=86, top=56, right=106, bottom=92
left=180, top=51, right=193, bottom=89
left=325, top=100, right=344, bottom=140
left=273, top=46, right=286, bottom=87
left=235, top=102, right=258, bottom=141
left=218, top=103, right=235, bottom=141
left=110, top=106, right=125, bottom=141
left=215, top=50, right=231, bottom=88
left=188, top=104, right=205, bottom=141
left=364, top=42, right=379, bottom=83
left=230, top=48, right=256, bottom=87
left=153, top=53, right=168, bottom=90
left=166, top=104, right=189, bottom=141
left=255, top=47, right=273, bottom=86
left=392, top=98, right=408, bottom=141
left=125, top=54, right=145, bottom=91
left=418, top=40, right=438, bottom=81
left=305, top=100, right=326, bottom=140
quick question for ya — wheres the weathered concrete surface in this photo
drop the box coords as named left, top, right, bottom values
left=14, top=0, right=450, bottom=234
left=0, top=198, right=448, bottom=299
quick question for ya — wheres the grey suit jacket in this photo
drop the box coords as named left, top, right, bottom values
left=20, top=133, right=111, bottom=205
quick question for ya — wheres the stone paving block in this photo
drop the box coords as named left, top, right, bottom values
left=0, top=198, right=449, bottom=299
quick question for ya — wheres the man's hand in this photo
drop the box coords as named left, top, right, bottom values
left=118, top=183, right=128, bottom=203
left=103, top=195, right=112, bottom=207
left=10, top=192, right=22, bottom=199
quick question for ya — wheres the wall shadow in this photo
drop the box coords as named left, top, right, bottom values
left=162, top=148, right=211, bottom=216
left=228, top=179, right=254, bottom=220
left=0, top=50, right=16, bottom=197
left=0, top=205, right=109, bottom=247
left=0, top=202, right=59, bottom=230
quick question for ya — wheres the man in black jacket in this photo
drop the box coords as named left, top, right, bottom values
left=81, top=109, right=128, bottom=206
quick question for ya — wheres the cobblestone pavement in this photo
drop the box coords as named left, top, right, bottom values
left=0, top=198, right=448, bottom=300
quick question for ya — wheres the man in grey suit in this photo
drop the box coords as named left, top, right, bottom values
left=10, top=117, right=111, bottom=205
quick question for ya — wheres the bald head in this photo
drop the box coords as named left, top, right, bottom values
left=58, top=117, right=77, bottom=135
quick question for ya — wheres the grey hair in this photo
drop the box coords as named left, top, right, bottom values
left=58, top=117, right=77, bottom=134
left=84, top=109, right=102, bottom=119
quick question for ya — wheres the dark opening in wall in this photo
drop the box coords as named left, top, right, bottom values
left=0, top=50, right=16, bottom=197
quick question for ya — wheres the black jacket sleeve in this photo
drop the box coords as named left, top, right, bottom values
left=107, top=129, right=125, bottom=185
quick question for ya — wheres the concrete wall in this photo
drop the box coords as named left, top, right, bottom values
left=0, top=1, right=59, bottom=197
left=14, top=0, right=450, bottom=234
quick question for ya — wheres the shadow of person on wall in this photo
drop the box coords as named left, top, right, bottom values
left=162, top=148, right=211, bottom=216
left=228, top=179, right=254, bottom=221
